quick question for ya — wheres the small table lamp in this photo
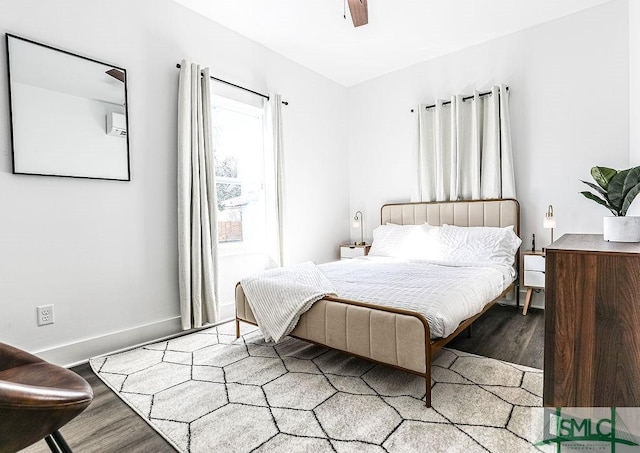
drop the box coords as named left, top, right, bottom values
left=353, top=211, right=365, bottom=246
left=543, top=205, right=556, bottom=244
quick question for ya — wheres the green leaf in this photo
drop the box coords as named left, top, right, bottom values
left=581, top=180, right=608, bottom=200
left=591, top=166, right=617, bottom=190
left=581, top=191, right=619, bottom=216
left=621, top=166, right=640, bottom=200
left=608, top=169, right=630, bottom=213
left=621, top=182, right=640, bottom=216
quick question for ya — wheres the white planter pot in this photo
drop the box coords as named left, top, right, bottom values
left=603, top=216, right=640, bottom=242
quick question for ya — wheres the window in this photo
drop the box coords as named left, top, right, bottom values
left=211, top=91, right=280, bottom=316
left=212, top=95, right=267, bottom=255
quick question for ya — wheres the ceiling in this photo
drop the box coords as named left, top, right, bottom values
left=173, top=0, right=612, bottom=87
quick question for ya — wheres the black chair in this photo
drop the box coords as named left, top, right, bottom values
left=0, top=342, right=93, bottom=452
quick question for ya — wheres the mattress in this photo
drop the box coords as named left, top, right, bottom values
left=318, top=256, right=514, bottom=338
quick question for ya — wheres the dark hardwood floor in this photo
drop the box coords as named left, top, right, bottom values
left=20, top=304, right=543, bottom=453
left=20, top=363, right=176, bottom=453
left=448, top=304, right=544, bottom=369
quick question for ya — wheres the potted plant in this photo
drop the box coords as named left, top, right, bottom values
left=581, top=166, right=640, bottom=242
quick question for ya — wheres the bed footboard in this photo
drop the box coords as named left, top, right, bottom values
left=235, top=283, right=433, bottom=402
left=236, top=283, right=428, bottom=373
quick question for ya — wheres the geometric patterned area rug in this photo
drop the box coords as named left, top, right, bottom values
left=90, top=322, right=548, bottom=453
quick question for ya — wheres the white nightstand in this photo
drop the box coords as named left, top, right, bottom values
left=340, top=244, right=370, bottom=260
left=522, top=250, right=545, bottom=315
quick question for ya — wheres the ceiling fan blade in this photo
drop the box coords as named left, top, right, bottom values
left=347, top=0, right=368, bottom=27
left=106, top=68, right=125, bottom=83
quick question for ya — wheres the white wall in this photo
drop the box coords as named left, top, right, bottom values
left=629, top=0, right=640, bottom=216
left=630, top=0, right=640, bottom=168
left=347, top=0, right=630, bottom=307
left=0, top=0, right=349, bottom=365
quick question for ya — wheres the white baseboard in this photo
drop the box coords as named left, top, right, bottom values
left=35, top=316, right=184, bottom=368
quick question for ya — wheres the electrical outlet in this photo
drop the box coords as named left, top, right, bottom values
left=37, top=304, right=55, bottom=326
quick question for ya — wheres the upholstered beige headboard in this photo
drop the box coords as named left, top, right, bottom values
left=380, top=199, right=520, bottom=236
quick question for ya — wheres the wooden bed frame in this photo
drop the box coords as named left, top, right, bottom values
left=235, top=199, right=520, bottom=407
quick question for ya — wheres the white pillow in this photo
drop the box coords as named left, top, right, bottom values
left=439, top=224, right=521, bottom=266
left=368, top=223, right=442, bottom=260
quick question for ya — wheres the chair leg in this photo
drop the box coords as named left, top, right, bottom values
left=46, top=431, right=73, bottom=453
left=53, top=431, right=73, bottom=453
left=44, top=435, right=62, bottom=453
left=235, top=318, right=240, bottom=339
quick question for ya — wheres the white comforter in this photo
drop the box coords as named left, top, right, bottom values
left=242, top=262, right=336, bottom=342
left=318, top=256, right=515, bottom=338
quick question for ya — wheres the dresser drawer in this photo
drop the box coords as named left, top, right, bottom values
left=524, top=270, right=545, bottom=288
left=524, top=254, right=545, bottom=272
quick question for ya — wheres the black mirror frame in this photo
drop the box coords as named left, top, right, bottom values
left=5, top=33, right=131, bottom=181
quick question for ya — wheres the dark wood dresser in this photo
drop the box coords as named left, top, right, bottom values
left=544, top=234, right=640, bottom=407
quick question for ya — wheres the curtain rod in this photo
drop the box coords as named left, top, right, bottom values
left=410, top=87, right=509, bottom=113
left=176, top=63, right=288, bottom=105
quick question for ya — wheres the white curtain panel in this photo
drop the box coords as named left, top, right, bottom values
left=418, top=105, right=437, bottom=202
left=434, top=99, right=448, bottom=201
left=499, top=84, right=516, bottom=198
left=264, top=93, right=285, bottom=267
left=177, top=60, right=220, bottom=330
left=457, top=92, right=478, bottom=199
left=417, top=85, right=515, bottom=202
left=480, top=86, right=501, bottom=199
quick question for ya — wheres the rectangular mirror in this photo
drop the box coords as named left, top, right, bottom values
left=5, top=34, right=130, bottom=180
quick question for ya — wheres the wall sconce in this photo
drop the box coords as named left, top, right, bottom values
left=353, top=211, right=364, bottom=245
left=543, top=205, right=556, bottom=244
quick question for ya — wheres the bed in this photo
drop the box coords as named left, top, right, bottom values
left=235, top=199, right=520, bottom=407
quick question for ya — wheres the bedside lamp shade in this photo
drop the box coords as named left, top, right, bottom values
left=353, top=211, right=364, bottom=246
left=543, top=205, right=556, bottom=243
